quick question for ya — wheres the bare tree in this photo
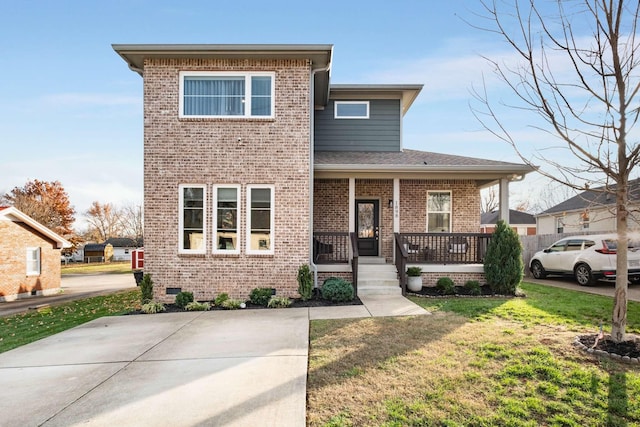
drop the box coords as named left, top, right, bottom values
left=120, top=203, right=144, bottom=242
left=85, top=201, right=123, bottom=242
left=472, top=0, right=640, bottom=342
left=481, top=185, right=500, bottom=213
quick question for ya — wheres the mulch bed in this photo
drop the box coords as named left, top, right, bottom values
left=127, top=292, right=362, bottom=315
left=577, top=334, right=640, bottom=359
left=409, top=285, right=508, bottom=298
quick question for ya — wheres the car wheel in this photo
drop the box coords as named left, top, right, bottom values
left=630, top=276, right=640, bottom=284
left=531, top=260, right=547, bottom=279
left=575, top=264, right=595, bottom=286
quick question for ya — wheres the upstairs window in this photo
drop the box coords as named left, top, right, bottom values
left=180, top=72, right=274, bottom=118
left=334, top=101, right=369, bottom=119
left=427, top=191, right=451, bottom=232
left=179, top=185, right=206, bottom=253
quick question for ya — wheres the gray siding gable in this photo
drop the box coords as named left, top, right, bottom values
left=314, top=99, right=401, bottom=152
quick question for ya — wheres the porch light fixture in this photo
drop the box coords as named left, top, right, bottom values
left=388, top=199, right=393, bottom=208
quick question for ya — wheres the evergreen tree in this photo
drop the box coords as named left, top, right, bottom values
left=484, top=220, right=523, bottom=295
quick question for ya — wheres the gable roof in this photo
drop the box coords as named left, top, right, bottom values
left=481, top=209, right=536, bottom=226
left=104, top=237, right=142, bottom=248
left=112, top=44, right=334, bottom=106
left=539, top=178, right=640, bottom=215
left=0, top=206, right=71, bottom=248
left=314, top=149, right=534, bottom=186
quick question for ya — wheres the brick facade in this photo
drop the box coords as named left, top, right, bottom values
left=0, top=221, right=61, bottom=301
left=144, top=58, right=311, bottom=302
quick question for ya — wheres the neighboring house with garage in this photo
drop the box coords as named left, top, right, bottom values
left=113, top=43, right=533, bottom=302
left=0, top=206, right=71, bottom=302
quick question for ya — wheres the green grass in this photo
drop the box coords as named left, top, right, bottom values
left=307, top=282, right=640, bottom=426
left=0, top=289, right=141, bottom=353
left=61, top=261, right=132, bottom=275
left=410, top=282, right=640, bottom=333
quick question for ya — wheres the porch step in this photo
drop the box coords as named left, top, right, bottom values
left=358, top=256, right=387, bottom=264
left=357, top=262, right=402, bottom=296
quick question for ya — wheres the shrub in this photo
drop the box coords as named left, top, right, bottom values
left=464, top=280, right=482, bottom=296
left=175, top=291, right=194, bottom=309
left=141, top=301, right=166, bottom=314
left=484, top=219, right=523, bottom=295
left=185, top=301, right=210, bottom=311
left=436, top=277, right=456, bottom=295
left=249, top=288, right=274, bottom=306
left=297, top=264, right=313, bottom=301
left=267, top=296, right=292, bottom=308
left=321, top=277, right=354, bottom=302
left=220, top=298, right=242, bottom=310
left=214, top=293, right=229, bottom=306
left=406, top=266, right=423, bottom=277
left=139, top=274, right=154, bottom=304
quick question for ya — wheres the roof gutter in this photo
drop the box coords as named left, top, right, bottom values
left=314, top=163, right=535, bottom=174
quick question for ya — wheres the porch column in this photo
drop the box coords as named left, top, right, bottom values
left=349, top=178, right=355, bottom=233
left=393, top=178, right=400, bottom=262
left=499, top=178, right=509, bottom=223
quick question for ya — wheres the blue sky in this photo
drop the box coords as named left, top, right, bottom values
left=0, top=0, right=564, bottom=227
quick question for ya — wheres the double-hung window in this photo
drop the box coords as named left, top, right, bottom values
left=246, top=185, right=274, bottom=254
left=26, top=247, right=41, bottom=276
left=179, top=185, right=206, bottom=253
left=180, top=72, right=274, bottom=118
left=214, top=185, right=240, bottom=254
left=427, top=191, right=451, bottom=232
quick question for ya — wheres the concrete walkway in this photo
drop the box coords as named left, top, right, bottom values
left=0, top=295, right=427, bottom=427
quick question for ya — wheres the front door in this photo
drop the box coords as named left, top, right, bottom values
left=356, top=200, right=379, bottom=256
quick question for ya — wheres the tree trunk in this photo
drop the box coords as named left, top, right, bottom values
left=612, top=178, right=629, bottom=343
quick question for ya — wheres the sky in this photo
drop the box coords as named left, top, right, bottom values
left=0, top=0, right=587, bottom=229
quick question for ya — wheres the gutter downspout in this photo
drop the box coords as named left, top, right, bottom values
left=309, top=62, right=331, bottom=288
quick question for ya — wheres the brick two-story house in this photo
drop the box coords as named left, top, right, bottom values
left=113, top=44, right=533, bottom=301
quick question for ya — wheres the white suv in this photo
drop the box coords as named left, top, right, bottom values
left=529, top=234, right=640, bottom=285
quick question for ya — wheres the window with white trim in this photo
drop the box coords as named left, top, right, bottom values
left=26, top=247, right=41, bottom=276
left=334, top=101, right=369, bottom=119
left=427, top=191, right=451, bottom=232
left=214, top=185, right=240, bottom=253
left=179, top=185, right=206, bottom=253
left=180, top=72, right=274, bottom=118
left=246, top=185, right=274, bottom=254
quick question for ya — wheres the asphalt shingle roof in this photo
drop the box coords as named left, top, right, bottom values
left=481, top=209, right=536, bottom=225
left=314, top=149, right=529, bottom=167
left=540, top=178, right=640, bottom=215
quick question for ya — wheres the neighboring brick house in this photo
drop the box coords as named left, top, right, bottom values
left=114, top=44, right=533, bottom=301
left=0, top=206, right=70, bottom=302
left=536, top=178, right=640, bottom=235
left=481, top=209, right=536, bottom=235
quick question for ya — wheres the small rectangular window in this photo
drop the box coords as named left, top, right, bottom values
left=334, top=101, right=369, bottom=119
left=179, top=185, right=206, bottom=253
left=247, top=185, right=274, bottom=254
left=214, top=185, right=240, bottom=254
left=180, top=72, right=274, bottom=118
left=556, top=217, right=564, bottom=233
left=427, top=191, right=451, bottom=232
left=26, top=247, right=41, bottom=276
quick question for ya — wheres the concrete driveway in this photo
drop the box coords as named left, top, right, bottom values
left=0, top=309, right=309, bottom=427
left=525, top=276, right=640, bottom=302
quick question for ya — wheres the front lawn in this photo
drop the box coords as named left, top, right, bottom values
left=61, top=261, right=132, bottom=275
left=307, top=282, right=640, bottom=426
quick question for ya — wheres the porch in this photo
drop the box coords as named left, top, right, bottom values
left=312, top=231, right=492, bottom=295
